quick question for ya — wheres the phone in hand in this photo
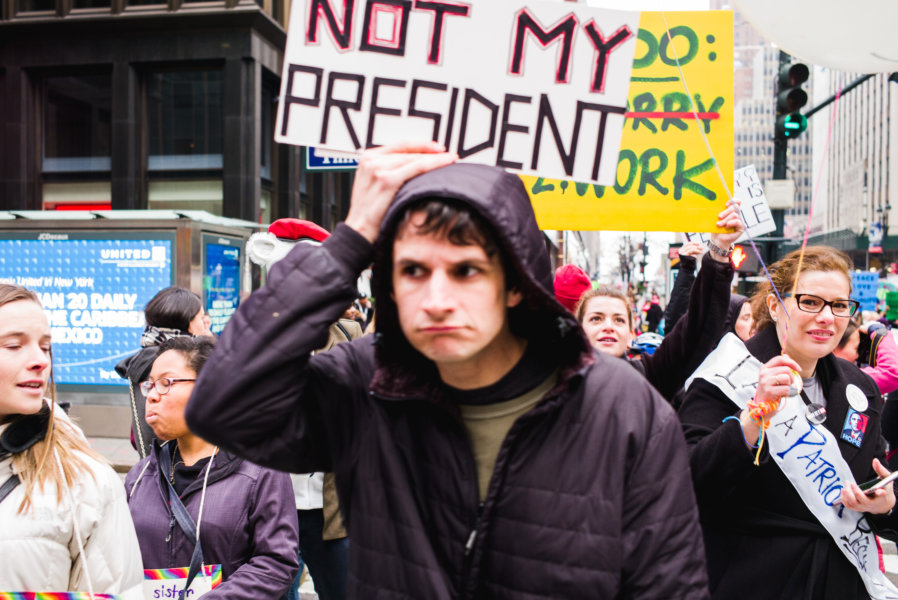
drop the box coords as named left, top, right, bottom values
left=858, top=470, right=898, bottom=495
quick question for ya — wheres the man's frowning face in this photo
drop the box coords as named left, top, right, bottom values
left=391, top=212, right=522, bottom=376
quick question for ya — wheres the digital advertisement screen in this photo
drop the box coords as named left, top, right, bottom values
left=0, top=233, right=174, bottom=387
left=204, top=238, right=241, bottom=335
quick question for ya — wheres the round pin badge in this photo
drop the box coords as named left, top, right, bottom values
left=845, top=384, right=869, bottom=413
left=805, top=402, right=827, bottom=424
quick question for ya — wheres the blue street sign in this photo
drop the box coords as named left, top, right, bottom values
left=305, top=147, right=359, bottom=171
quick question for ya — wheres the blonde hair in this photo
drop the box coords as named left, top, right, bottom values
left=0, top=284, right=104, bottom=513
left=749, top=246, right=853, bottom=333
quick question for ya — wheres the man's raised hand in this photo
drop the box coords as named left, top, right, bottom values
left=344, top=141, right=458, bottom=243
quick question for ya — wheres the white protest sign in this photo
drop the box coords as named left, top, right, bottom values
left=685, top=164, right=776, bottom=244
left=275, top=0, right=640, bottom=185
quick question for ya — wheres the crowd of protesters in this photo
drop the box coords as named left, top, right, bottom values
left=4, top=144, right=898, bottom=599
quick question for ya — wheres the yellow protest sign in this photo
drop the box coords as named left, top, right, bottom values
left=524, top=11, right=734, bottom=232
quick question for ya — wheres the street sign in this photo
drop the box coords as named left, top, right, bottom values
left=765, top=179, right=795, bottom=209
left=305, top=147, right=359, bottom=171
left=869, top=222, right=884, bottom=254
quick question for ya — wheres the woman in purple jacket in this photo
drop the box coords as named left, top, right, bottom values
left=125, top=336, right=299, bottom=599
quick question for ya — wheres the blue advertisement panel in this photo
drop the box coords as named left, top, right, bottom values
left=204, top=238, right=241, bottom=335
left=0, top=233, right=174, bottom=386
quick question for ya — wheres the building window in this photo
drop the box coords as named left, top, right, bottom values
left=16, top=0, right=55, bottom=12
left=261, top=84, right=274, bottom=181
left=42, top=181, right=111, bottom=210
left=71, top=0, right=110, bottom=9
left=148, top=180, right=223, bottom=214
left=43, top=74, right=112, bottom=172
left=125, top=0, right=164, bottom=6
left=147, top=69, right=223, bottom=171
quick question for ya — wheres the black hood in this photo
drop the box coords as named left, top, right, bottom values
left=722, top=294, right=748, bottom=337
left=370, top=163, right=590, bottom=395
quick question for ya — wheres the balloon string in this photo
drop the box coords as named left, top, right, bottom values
left=787, top=86, right=842, bottom=305
left=777, top=85, right=841, bottom=352
left=659, top=11, right=788, bottom=319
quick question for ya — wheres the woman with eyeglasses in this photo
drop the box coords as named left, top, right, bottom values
left=678, top=246, right=898, bottom=600
left=125, top=335, right=299, bottom=599
left=116, top=286, right=213, bottom=459
left=0, top=284, right=144, bottom=596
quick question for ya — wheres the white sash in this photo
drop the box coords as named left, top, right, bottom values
left=686, top=333, right=898, bottom=600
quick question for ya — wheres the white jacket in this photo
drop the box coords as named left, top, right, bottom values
left=0, top=422, right=144, bottom=597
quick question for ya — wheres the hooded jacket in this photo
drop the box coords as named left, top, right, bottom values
left=124, top=441, right=299, bottom=599
left=186, top=163, right=709, bottom=599
left=679, top=325, right=898, bottom=599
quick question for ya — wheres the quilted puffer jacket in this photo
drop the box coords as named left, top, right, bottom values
left=187, top=163, right=709, bottom=599
left=0, top=414, right=143, bottom=596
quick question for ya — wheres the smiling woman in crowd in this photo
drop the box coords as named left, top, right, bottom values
left=0, top=283, right=143, bottom=596
left=679, top=246, right=898, bottom=600
left=575, top=204, right=743, bottom=402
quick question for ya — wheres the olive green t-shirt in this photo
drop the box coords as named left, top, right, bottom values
left=458, top=371, right=558, bottom=502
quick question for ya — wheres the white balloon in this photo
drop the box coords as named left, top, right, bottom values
left=733, top=0, right=898, bottom=74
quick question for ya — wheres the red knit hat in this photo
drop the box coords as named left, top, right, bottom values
left=268, top=218, right=330, bottom=242
left=554, top=264, right=591, bottom=313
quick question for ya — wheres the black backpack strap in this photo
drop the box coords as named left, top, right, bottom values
left=0, top=474, right=21, bottom=505
left=335, top=320, right=353, bottom=342
left=158, top=447, right=205, bottom=598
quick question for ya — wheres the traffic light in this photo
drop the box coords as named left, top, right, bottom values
left=732, top=244, right=761, bottom=273
left=775, top=62, right=809, bottom=140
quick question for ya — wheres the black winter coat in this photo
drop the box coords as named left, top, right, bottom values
left=187, top=164, right=709, bottom=599
left=679, top=326, right=898, bottom=600
left=631, top=252, right=732, bottom=403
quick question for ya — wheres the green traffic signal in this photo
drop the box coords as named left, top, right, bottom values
left=775, top=113, right=808, bottom=138
left=774, top=61, right=809, bottom=140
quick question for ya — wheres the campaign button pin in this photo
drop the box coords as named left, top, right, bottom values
left=805, top=402, right=827, bottom=424
left=846, top=384, right=869, bottom=413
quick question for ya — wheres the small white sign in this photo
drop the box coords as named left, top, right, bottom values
left=765, top=179, right=796, bottom=210
left=275, top=0, right=640, bottom=185
left=685, top=165, right=776, bottom=243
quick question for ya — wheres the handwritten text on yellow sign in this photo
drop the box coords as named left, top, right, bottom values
left=526, top=11, right=734, bottom=232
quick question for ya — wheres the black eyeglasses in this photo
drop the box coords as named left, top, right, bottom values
left=783, top=293, right=859, bottom=317
left=139, top=378, right=196, bottom=396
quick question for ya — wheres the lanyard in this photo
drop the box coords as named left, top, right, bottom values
left=158, top=444, right=216, bottom=599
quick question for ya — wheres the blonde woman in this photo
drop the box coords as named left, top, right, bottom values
left=0, top=284, right=143, bottom=596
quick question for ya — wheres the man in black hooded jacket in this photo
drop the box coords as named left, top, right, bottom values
left=187, top=141, right=711, bottom=599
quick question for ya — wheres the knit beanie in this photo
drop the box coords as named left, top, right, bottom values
left=554, top=264, right=591, bottom=313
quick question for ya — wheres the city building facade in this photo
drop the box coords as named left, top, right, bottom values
left=0, top=0, right=354, bottom=227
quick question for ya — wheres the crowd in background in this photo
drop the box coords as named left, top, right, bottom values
left=4, top=145, right=898, bottom=599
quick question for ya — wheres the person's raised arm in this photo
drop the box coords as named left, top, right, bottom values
left=662, top=241, right=701, bottom=332
left=186, top=142, right=456, bottom=472
left=642, top=202, right=742, bottom=400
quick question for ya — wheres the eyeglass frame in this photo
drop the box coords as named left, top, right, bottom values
left=139, top=378, right=197, bottom=396
left=782, top=293, right=860, bottom=317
